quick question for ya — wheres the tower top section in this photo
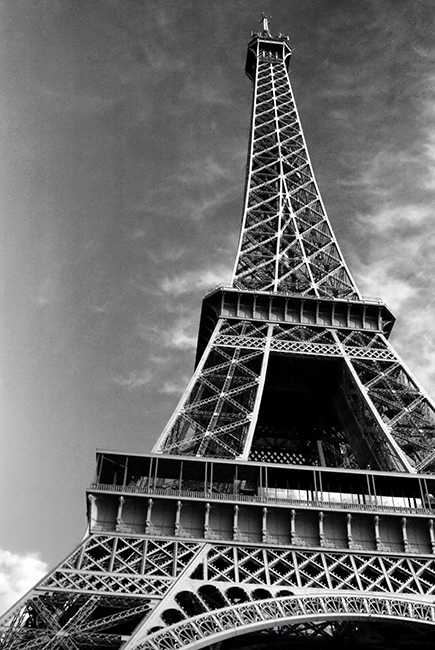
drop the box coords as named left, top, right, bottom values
left=246, top=13, right=292, bottom=81
left=235, top=18, right=360, bottom=299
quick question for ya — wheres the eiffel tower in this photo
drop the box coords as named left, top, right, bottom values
left=3, top=14, right=435, bottom=650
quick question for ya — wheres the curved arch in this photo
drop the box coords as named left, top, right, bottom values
left=197, top=584, right=227, bottom=610
left=160, top=609, right=185, bottom=626
left=251, top=588, right=272, bottom=601
left=133, top=593, right=435, bottom=650
left=174, top=591, right=206, bottom=617
left=226, top=586, right=250, bottom=604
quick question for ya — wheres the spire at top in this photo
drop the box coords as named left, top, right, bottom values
left=260, top=12, right=272, bottom=37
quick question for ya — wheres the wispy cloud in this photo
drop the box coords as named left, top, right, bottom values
left=0, top=550, right=47, bottom=615
left=159, top=316, right=198, bottom=350
left=181, top=69, right=233, bottom=107
left=113, top=369, right=153, bottom=389
left=39, top=83, right=122, bottom=116
left=160, top=264, right=230, bottom=296
left=177, top=186, right=241, bottom=223
left=137, top=313, right=197, bottom=350
left=352, top=66, right=435, bottom=395
left=176, top=156, right=234, bottom=186
left=160, top=375, right=191, bottom=395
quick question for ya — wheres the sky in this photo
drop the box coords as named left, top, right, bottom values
left=2, top=0, right=435, bottom=613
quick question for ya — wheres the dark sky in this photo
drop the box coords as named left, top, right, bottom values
left=2, top=0, right=435, bottom=610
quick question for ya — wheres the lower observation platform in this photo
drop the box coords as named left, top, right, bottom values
left=88, top=451, right=435, bottom=554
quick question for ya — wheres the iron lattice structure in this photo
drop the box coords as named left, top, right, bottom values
left=3, top=16, right=435, bottom=650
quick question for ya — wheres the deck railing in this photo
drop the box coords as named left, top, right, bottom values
left=88, top=483, right=433, bottom=516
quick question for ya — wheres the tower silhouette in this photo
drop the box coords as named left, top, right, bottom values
left=3, top=15, right=435, bottom=650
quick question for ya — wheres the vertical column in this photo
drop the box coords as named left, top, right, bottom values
left=240, top=324, right=273, bottom=459
left=430, top=520, right=435, bottom=553
left=145, top=499, right=153, bottom=534
left=175, top=501, right=182, bottom=536
left=346, top=514, right=353, bottom=548
left=374, top=515, right=381, bottom=551
left=87, top=494, right=97, bottom=532
left=402, top=517, right=409, bottom=552
left=262, top=508, right=268, bottom=543
left=204, top=503, right=211, bottom=538
left=116, top=496, right=125, bottom=531
left=319, top=512, right=325, bottom=547
left=233, top=505, right=240, bottom=541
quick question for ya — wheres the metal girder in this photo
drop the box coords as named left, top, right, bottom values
left=232, top=53, right=360, bottom=299
left=0, top=535, right=209, bottom=650
left=196, top=544, right=435, bottom=594
left=0, top=593, right=134, bottom=650
left=343, top=336, right=435, bottom=470
left=154, top=320, right=267, bottom=458
left=125, top=593, right=435, bottom=650
left=152, top=317, right=435, bottom=471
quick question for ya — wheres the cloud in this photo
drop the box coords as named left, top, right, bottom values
left=0, top=550, right=47, bottom=615
left=39, top=83, right=122, bottom=117
left=355, top=202, right=435, bottom=311
left=168, top=330, right=196, bottom=350
left=160, top=264, right=231, bottom=296
left=176, top=156, right=233, bottom=187
left=160, top=375, right=191, bottom=395
left=421, top=71, right=435, bottom=189
left=351, top=68, right=435, bottom=396
left=182, top=73, right=233, bottom=107
left=162, top=318, right=197, bottom=350
left=178, top=187, right=240, bottom=223
left=113, top=369, right=153, bottom=389
left=137, top=311, right=197, bottom=350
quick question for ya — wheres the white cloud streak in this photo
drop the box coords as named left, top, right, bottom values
left=0, top=550, right=47, bottom=615
left=353, top=67, right=435, bottom=395
left=160, top=264, right=231, bottom=296
left=113, top=370, right=153, bottom=389
left=159, top=375, right=191, bottom=395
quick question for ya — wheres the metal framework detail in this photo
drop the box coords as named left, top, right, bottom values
left=232, top=45, right=360, bottom=299
left=154, top=318, right=435, bottom=471
left=128, top=594, right=435, bottom=650
left=194, top=544, right=435, bottom=594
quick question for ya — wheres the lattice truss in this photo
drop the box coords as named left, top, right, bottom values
left=155, top=318, right=435, bottom=470
left=154, top=320, right=267, bottom=458
left=348, top=353, right=435, bottom=472
left=232, top=51, right=360, bottom=299
left=0, top=536, right=201, bottom=650
left=193, top=544, right=435, bottom=594
left=107, top=542, right=435, bottom=650
left=5, top=535, right=435, bottom=650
